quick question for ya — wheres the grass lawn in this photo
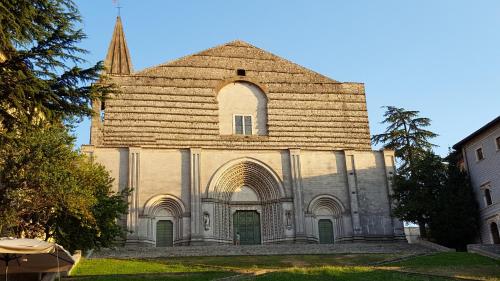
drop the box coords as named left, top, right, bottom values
left=67, top=252, right=500, bottom=281
left=385, top=252, right=500, bottom=281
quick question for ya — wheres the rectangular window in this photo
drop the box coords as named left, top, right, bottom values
left=244, top=116, right=252, bottom=135
left=485, top=189, right=493, bottom=206
left=476, top=147, right=484, bottom=161
left=496, top=136, right=500, bottom=150
left=234, top=115, right=252, bottom=135
left=234, top=115, right=243, bottom=134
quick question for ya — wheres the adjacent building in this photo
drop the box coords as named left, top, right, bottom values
left=453, top=116, right=500, bottom=244
left=82, top=16, right=406, bottom=247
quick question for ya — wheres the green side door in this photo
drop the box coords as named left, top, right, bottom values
left=318, top=219, right=334, bottom=244
left=156, top=220, right=173, bottom=247
left=234, top=211, right=261, bottom=245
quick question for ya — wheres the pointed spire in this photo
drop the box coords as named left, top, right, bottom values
left=104, top=16, right=133, bottom=75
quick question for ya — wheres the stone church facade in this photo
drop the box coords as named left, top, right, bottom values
left=82, top=17, right=406, bottom=246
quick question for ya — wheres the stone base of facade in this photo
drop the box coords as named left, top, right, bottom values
left=123, top=234, right=407, bottom=247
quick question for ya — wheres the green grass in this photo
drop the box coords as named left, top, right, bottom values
left=68, top=272, right=231, bottom=281
left=69, top=258, right=234, bottom=281
left=253, top=266, right=450, bottom=281
left=67, top=252, right=500, bottom=281
left=384, top=252, right=500, bottom=281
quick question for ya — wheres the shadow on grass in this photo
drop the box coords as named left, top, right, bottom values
left=65, top=271, right=233, bottom=281
left=252, top=267, right=452, bottom=281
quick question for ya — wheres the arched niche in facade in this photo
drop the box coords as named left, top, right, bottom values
left=216, top=81, right=268, bottom=136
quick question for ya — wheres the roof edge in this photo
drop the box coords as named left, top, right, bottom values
left=452, top=116, right=500, bottom=149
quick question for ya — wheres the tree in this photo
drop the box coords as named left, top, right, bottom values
left=0, top=125, right=128, bottom=252
left=0, top=0, right=109, bottom=131
left=428, top=150, right=480, bottom=250
left=372, top=106, right=437, bottom=173
left=372, top=106, right=439, bottom=237
left=392, top=151, right=446, bottom=238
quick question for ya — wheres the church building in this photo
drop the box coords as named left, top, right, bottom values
left=82, top=17, right=406, bottom=246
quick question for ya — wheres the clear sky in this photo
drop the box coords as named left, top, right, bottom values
left=74, top=0, right=499, bottom=156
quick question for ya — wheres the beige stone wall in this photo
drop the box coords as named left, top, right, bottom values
left=93, top=41, right=371, bottom=150
left=138, top=149, right=190, bottom=210
left=300, top=151, right=349, bottom=206
left=217, top=81, right=268, bottom=135
left=83, top=146, right=128, bottom=193
left=83, top=144, right=403, bottom=245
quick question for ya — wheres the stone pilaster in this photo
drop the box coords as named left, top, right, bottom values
left=90, top=99, right=103, bottom=146
left=126, top=147, right=141, bottom=244
left=382, top=150, right=406, bottom=240
left=81, top=145, right=95, bottom=161
left=190, top=148, right=203, bottom=244
left=344, top=151, right=363, bottom=239
left=289, top=149, right=306, bottom=241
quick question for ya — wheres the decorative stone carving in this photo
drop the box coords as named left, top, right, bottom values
left=203, top=211, right=211, bottom=231
left=285, top=210, right=293, bottom=230
left=208, top=159, right=286, bottom=243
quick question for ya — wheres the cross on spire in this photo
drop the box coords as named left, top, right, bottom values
left=113, top=0, right=122, bottom=16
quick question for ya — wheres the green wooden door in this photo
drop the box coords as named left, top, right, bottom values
left=318, top=219, right=334, bottom=244
left=233, top=211, right=261, bottom=245
left=156, top=220, right=173, bottom=247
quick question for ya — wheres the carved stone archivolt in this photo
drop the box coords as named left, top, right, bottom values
left=208, top=158, right=285, bottom=243
left=307, top=194, right=345, bottom=241
left=143, top=194, right=186, bottom=242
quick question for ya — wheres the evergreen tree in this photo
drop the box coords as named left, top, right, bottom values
left=0, top=0, right=109, bottom=131
left=392, top=151, right=446, bottom=238
left=372, top=106, right=438, bottom=237
left=372, top=106, right=437, bottom=173
left=428, top=150, right=480, bottom=250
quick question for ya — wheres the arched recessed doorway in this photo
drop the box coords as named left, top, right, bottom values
left=207, top=158, right=286, bottom=244
left=307, top=195, right=345, bottom=244
left=234, top=211, right=261, bottom=245
left=143, top=194, right=186, bottom=247
left=491, top=222, right=500, bottom=244
left=156, top=220, right=173, bottom=247
left=318, top=219, right=334, bottom=244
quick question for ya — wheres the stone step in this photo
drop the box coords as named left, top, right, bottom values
left=91, top=242, right=434, bottom=258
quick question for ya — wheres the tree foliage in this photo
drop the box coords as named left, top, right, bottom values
left=392, top=151, right=446, bottom=238
left=0, top=125, right=128, bottom=253
left=373, top=106, right=480, bottom=249
left=428, top=150, right=480, bottom=250
left=372, top=106, right=437, bottom=173
left=0, top=0, right=109, bottom=131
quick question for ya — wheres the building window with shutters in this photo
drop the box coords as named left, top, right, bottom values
left=496, top=136, right=500, bottom=150
left=234, top=115, right=252, bottom=135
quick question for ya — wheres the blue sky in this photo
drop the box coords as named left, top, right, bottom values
left=74, top=0, right=500, bottom=156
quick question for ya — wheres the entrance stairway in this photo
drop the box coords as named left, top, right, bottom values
left=92, top=242, right=435, bottom=258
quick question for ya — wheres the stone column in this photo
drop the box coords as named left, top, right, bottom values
left=289, top=149, right=306, bottom=242
left=344, top=151, right=363, bottom=240
left=126, top=147, right=141, bottom=245
left=190, top=148, right=203, bottom=244
left=382, top=150, right=406, bottom=240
